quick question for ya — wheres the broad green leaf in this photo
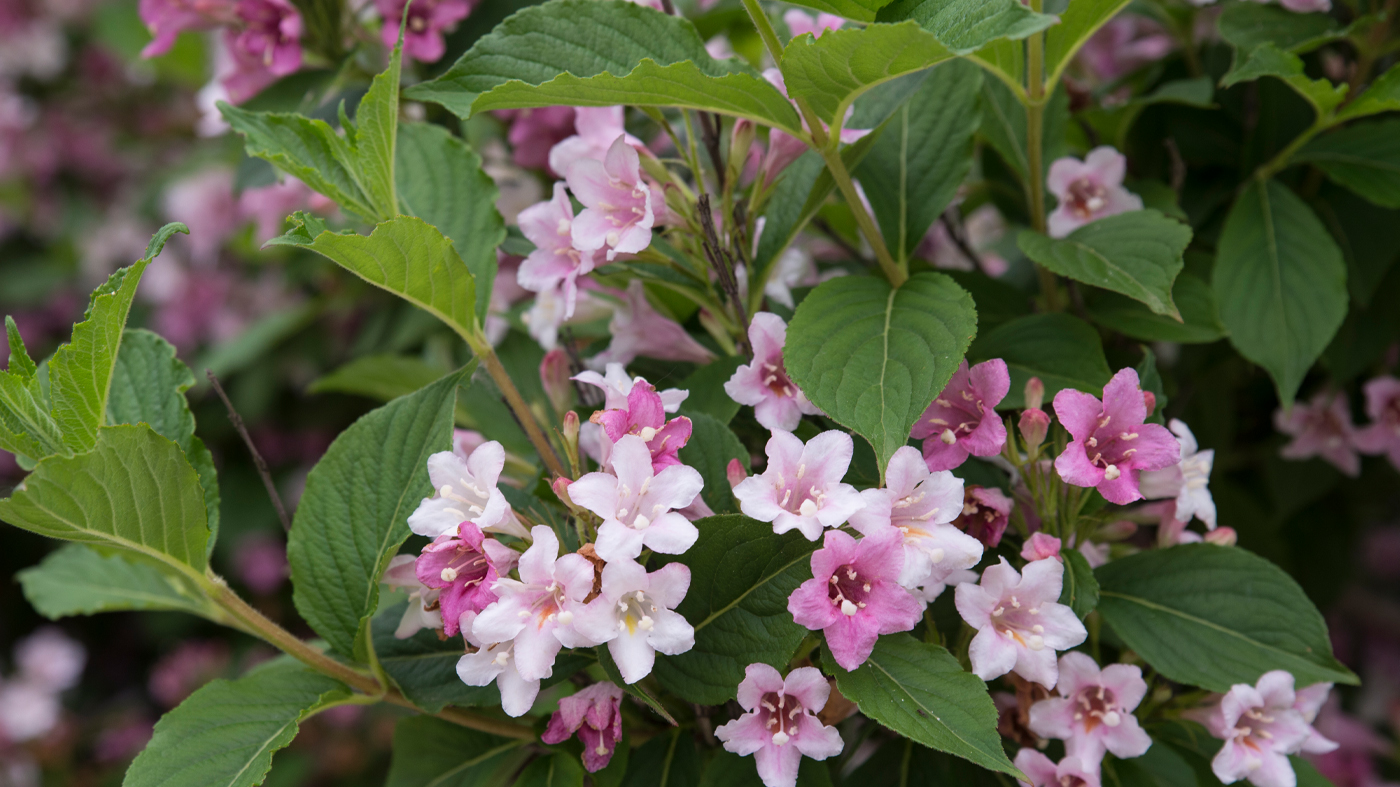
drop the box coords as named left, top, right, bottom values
left=397, top=122, right=504, bottom=322
left=272, top=214, right=480, bottom=345
left=353, top=36, right=401, bottom=224
left=979, top=77, right=1070, bottom=180
left=832, top=633, right=1019, bottom=777
left=516, top=753, right=586, bottom=787
left=677, top=412, right=746, bottom=515
left=784, top=0, right=894, bottom=23
left=676, top=356, right=744, bottom=425
left=621, top=728, right=700, bottom=787
left=0, top=425, right=209, bottom=574
left=698, top=751, right=832, bottom=787
left=845, top=737, right=1006, bottom=787
left=1044, top=0, right=1132, bottom=88
left=968, top=313, right=1112, bottom=409
left=653, top=515, right=821, bottom=705
left=1218, top=2, right=1342, bottom=55
left=1086, top=274, right=1226, bottom=344
left=1336, top=64, right=1400, bottom=121
left=123, top=659, right=349, bottom=787
left=1295, top=118, right=1400, bottom=208
left=1059, top=548, right=1100, bottom=620
left=371, top=600, right=500, bottom=712
left=857, top=59, right=982, bottom=260
left=309, top=354, right=446, bottom=401
left=49, top=222, right=187, bottom=454
left=1017, top=210, right=1192, bottom=318
left=1220, top=44, right=1347, bottom=117
left=1095, top=544, right=1359, bottom=692
left=1214, top=179, right=1347, bottom=404
left=1310, top=182, right=1400, bottom=307
left=597, top=645, right=677, bottom=725
left=288, top=368, right=467, bottom=661
left=18, top=544, right=211, bottom=619
left=1104, top=740, right=1198, bottom=787
left=385, top=717, right=529, bottom=787
left=779, top=22, right=955, bottom=127
left=876, top=0, right=1056, bottom=55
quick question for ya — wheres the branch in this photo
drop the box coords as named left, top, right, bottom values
left=468, top=337, right=571, bottom=481
left=206, top=370, right=291, bottom=532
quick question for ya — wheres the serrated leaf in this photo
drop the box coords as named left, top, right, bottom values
left=385, top=717, right=530, bottom=787
left=0, top=424, right=209, bottom=574
left=876, top=0, right=1056, bottom=55
left=857, top=59, right=982, bottom=260
left=309, top=354, right=447, bottom=401
left=1295, top=118, right=1400, bottom=208
left=1214, top=178, right=1347, bottom=404
left=18, top=544, right=211, bottom=619
left=784, top=272, right=978, bottom=473
left=123, top=659, right=350, bottom=787
left=968, top=313, right=1112, bottom=409
left=1218, top=2, right=1342, bottom=55
left=784, top=0, right=894, bottom=23
left=677, top=412, right=746, bottom=515
left=1086, top=274, right=1226, bottom=344
left=288, top=368, right=467, bottom=661
left=1220, top=44, right=1347, bottom=117
left=1336, top=64, right=1400, bottom=121
left=1059, top=548, right=1100, bottom=620
left=1095, top=544, right=1359, bottom=692
left=832, top=633, right=1019, bottom=777
left=1044, top=0, right=1132, bottom=88
left=1017, top=210, right=1192, bottom=318
left=353, top=36, right=401, bottom=223
left=5, top=316, right=36, bottom=379
left=397, top=122, right=504, bottom=322
left=652, top=515, right=820, bottom=705
left=0, top=368, right=64, bottom=462
left=371, top=600, right=499, bottom=712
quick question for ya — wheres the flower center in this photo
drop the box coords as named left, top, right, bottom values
left=520, top=581, right=573, bottom=628
left=616, top=590, right=658, bottom=635
left=989, top=594, right=1046, bottom=649
left=437, top=480, right=489, bottom=523
left=1073, top=684, right=1121, bottom=733
left=1229, top=706, right=1282, bottom=752
left=773, top=465, right=824, bottom=517
left=758, top=691, right=805, bottom=745
left=924, top=391, right=984, bottom=442
left=761, top=360, right=798, bottom=399
left=616, top=480, right=665, bottom=530
left=440, top=550, right=489, bottom=588
left=1067, top=178, right=1108, bottom=218
left=1084, top=413, right=1142, bottom=477
left=827, top=564, right=871, bottom=616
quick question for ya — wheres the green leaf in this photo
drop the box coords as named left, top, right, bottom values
left=274, top=214, right=480, bottom=344
left=5, top=316, right=36, bottom=379
left=1136, top=345, right=1167, bottom=423
left=1214, top=179, right=1347, bottom=404
left=49, top=222, right=186, bottom=454
left=832, top=633, right=1019, bottom=777
left=0, top=424, right=209, bottom=574
left=353, top=35, right=402, bottom=224
left=1220, top=44, right=1347, bottom=117
left=309, top=354, right=447, bottom=402
left=754, top=152, right=826, bottom=278
left=784, top=272, right=978, bottom=473
left=676, top=356, right=744, bottom=425
left=516, top=753, right=586, bottom=787
left=288, top=368, right=467, bottom=661
left=0, top=363, right=65, bottom=462
left=845, top=738, right=1007, bottom=787
left=779, top=22, right=955, bottom=127
left=1095, top=544, right=1359, bottom=692
left=1059, top=548, right=1100, bottom=620
left=1296, top=118, right=1400, bottom=208
left=396, top=123, right=504, bottom=322
left=1017, top=210, right=1192, bottom=318
left=371, top=600, right=500, bottom=712
left=698, top=751, right=832, bottom=787
left=1086, top=273, right=1226, bottom=344
left=677, top=412, right=746, bottom=515
left=857, top=59, right=982, bottom=260
left=621, top=728, right=700, bottom=787
left=386, top=717, right=529, bottom=787
left=1104, top=740, right=1199, bottom=787
left=1218, top=2, right=1342, bottom=55
left=597, top=645, right=677, bottom=725
left=979, top=78, right=1070, bottom=180
left=784, top=0, right=895, bottom=23
left=968, top=313, right=1112, bottom=409
left=1044, top=0, right=1132, bottom=88
left=1311, top=182, right=1400, bottom=307
left=18, top=544, right=211, bottom=619
left=876, top=0, right=1056, bottom=55
left=1336, top=64, right=1400, bottom=121
left=123, top=659, right=350, bottom=787
left=653, top=515, right=820, bottom=705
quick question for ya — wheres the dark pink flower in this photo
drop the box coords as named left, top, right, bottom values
left=222, top=0, right=302, bottom=104
left=1275, top=391, right=1360, bottom=477
left=1027, top=652, right=1151, bottom=767
left=725, top=312, right=821, bottom=431
left=376, top=0, right=472, bottom=63
left=788, top=529, right=922, bottom=671
left=910, top=359, right=1010, bottom=471
left=1353, top=376, right=1400, bottom=471
left=139, top=0, right=236, bottom=59
left=498, top=106, right=576, bottom=171
left=593, top=380, right=693, bottom=472
left=1046, top=147, right=1143, bottom=238
left=415, top=521, right=518, bottom=637
left=542, top=682, right=624, bottom=772
left=953, top=485, right=1014, bottom=547
left=713, top=664, right=844, bottom=787
left=1053, top=368, right=1180, bottom=505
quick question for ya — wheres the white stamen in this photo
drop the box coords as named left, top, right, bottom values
left=940, top=428, right=957, bottom=445
left=841, top=599, right=859, bottom=616
left=440, top=567, right=459, bottom=582
left=798, top=498, right=818, bottom=517
left=772, top=731, right=790, bottom=745
left=1103, top=464, right=1121, bottom=481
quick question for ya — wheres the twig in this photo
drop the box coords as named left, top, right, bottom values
left=698, top=112, right=726, bottom=192
left=697, top=194, right=751, bottom=355
left=659, top=0, right=675, bottom=14
left=811, top=217, right=870, bottom=266
left=206, top=369, right=291, bottom=532
left=939, top=209, right=981, bottom=270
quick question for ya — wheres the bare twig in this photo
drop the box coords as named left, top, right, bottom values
left=698, top=112, right=726, bottom=192
left=206, top=370, right=291, bottom=532
left=659, top=0, right=675, bottom=14
left=697, top=194, right=751, bottom=355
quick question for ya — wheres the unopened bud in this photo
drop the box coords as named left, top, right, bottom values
left=540, top=348, right=574, bottom=414
left=1018, top=409, right=1050, bottom=451
left=563, top=410, right=580, bottom=444
left=552, top=477, right=574, bottom=507
left=1204, top=527, right=1237, bottom=547
left=1020, top=532, right=1062, bottom=562
left=1142, top=390, right=1156, bottom=416
left=726, top=458, right=748, bottom=489
left=1024, top=377, right=1045, bottom=410
left=727, top=119, right=756, bottom=187
left=1097, top=519, right=1139, bottom=541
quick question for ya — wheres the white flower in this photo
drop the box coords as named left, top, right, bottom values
left=407, top=441, right=528, bottom=540
left=1139, top=419, right=1216, bottom=530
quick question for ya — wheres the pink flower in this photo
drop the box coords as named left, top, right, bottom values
left=589, top=280, right=715, bottom=369
left=469, top=526, right=602, bottom=687
left=848, top=446, right=982, bottom=596
left=382, top=555, right=442, bottom=638
left=221, top=0, right=302, bottom=104
left=549, top=106, right=644, bottom=180
left=1196, top=671, right=1315, bottom=787
left=1027, top=652, right=1151, bottom=767
left=1076, top=16, right=1174, bottom=83
left=1020, top=408, right=1051, bottom=451
left=573, top=363, right=689, bottom=413
left=910, top=359, right=1010, bottom=471
left=414, top=521, right=518, bottom=637
left=499, top=107, right=575, bottom=171
left=572, top=558, right=694, bottom=684
left=788, top=529, right=922, bottom=671
left=517, top=182, right=602, bottom=320
left=15, top=629, right=84, bottom=693
left=237, top=177, right=313, bottom=243
left=139, top=0, right=236, bottom=58
left=567, top=434, right=703, bottom=562
left=1274, top=391, right=1360, bottom=477
left=376, top=0, right=472, bottom=63
left=456, top=622, right=538, bottom=717
left=783, top=9, right=844, bottom=37
left=0, top=681, right=60, bottom=743
left=1053, top=368, right=1180, bottom=505
left=1021, top=533, right=1063, bottom=563
left=233, top=533, right=288, bottom=595
left=1046, top=147, right=1143, bottom=238
left=1293, top=683, right=1339, bottom=756
left=1138, top=419, right=1216, bottom=529
left=567, top=135, right=656, bottom=261
left=542, top=682, right=624, bottom=772
left=713, top=664, right=844, bottom=787
left=540, top=349, right=574, bottom=413
left=955, top=558, right=1088, bottom=688
left=163, top=168, right=240, bottom=265
left=407, top=440, right=528, bottom=540
left=734, top=430, right=865, bottom=541
left=593, top=380, right=693, bottom=472
left=724, top=313, right=821, bottom=431
left=1353, top=376, right=1400, bottom=471
left=1304, top=695, right=1389, bottom=786
left=760, top=69, right=868, bottom=186
left=1014, top=749, right=1102, bottom=787
left=953, top=485, right=1014, bottom=547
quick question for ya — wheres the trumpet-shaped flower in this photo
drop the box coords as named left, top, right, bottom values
left=139, top=0, right=237, bottom=58
left=407, top=440, right=528, bottom=539
left=549, top=106, right=644, bottom=178
left=1028, top=651, right=1151, bottom=766
left=1138, top=418, right=1216, bottom=529
left=542, top=682, right=624, bottom=772
left=376, top=0, right=471, bottom=63
left=573, top=363, right=688, bottom=413
left=456, top=627, right=539, bottom=718
left=593, top=380, right=693, bottom=471
left=573, top=558, right=694, bottom=684
left=222, top=0, right=303, bottom=104
left=1054, top=368, right=1180, bottom=505
left=567, top=435, right=703, bottom=562
left=589, top=280, right=716, bottom=369
left=1353, top=376, right=1400, bottom=471
left=953, top=485, right=1014, bottom=547
left=725, top=313, right=822, bottom=432
left=1195, top=671, right=1315, bottom=787
left=382, top=555, right=442, bottom=639
left=1046, top=147, right=1143, bottom=238
left=714, top=664, right=844, bottom=787
left=414, top=521, right=518, bottom=637
left=568, top=135, right=655, bottom=261
left=956, top=558, right=1088, bottom=688
left=910, top=359, right=1010, bottom=471
left=734, top=430, right=864, bottom=540
left=517, top=182, right=602, bottom=320
left=1274, top=391, right=1360, bottom=477
left=1014, top=749, right=1102, bottom=787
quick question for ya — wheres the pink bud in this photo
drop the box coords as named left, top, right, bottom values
left=563, top=410, right=580, bottom=443
left=1142, top=390, right=1156, bottom=416
left=552, top=477, right=574, bottom=506
left=1024, top=377, right=1045, bottom=410
left=540, top=348, right=574, bottom=414
left=726, top=458, right=747, bottom=489
left=1018, top=408, right=1050, bottom=451
left=1020, top=532, right=1062, bottom=562
left=1204, top=527, right=1237, bottom=547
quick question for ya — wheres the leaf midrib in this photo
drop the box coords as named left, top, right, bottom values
left=692, top=548, right=813, bottom=632
left=864, top=655, right=1014, bottom=773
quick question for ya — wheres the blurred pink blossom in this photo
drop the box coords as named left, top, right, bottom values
left=588, top=280, right=714, bottom=369
left=1076, top=16, right=1174, bottom=83
left=233, top=533, right=289, bottom=595
left=149, top=641, right=230, bottom=708
left=138, top=0, right=237, bottom=58
left=1275, top=391, right=1360, bottom=476
left=1046, top=147, right=1143, bottom=237
left=376, top=0, right=473, bottom=62
left=222, top=0, right=302, bottom=104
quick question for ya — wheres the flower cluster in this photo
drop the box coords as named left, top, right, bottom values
left=1275, top=378, right=1400, bottom=477
left=1188, top=672, right=1338, bottom=787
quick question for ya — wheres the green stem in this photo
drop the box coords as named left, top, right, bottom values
left=1025, top=7, right=1062, bottom=311
left=1254, top=119, right=1328, bottom=182
left=466, top=333, right=571, bottom=481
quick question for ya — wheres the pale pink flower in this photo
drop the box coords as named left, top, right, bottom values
left=1280, top=0, right=1330, bottom=11
left=222, top=0, right=303, bottom=104
left=953, top=485, right=1014, bottom=547
left=760, top=69, right=868, bottom=186
left=517, top=182, right=602, bottom=320
left=376, top=0, right=472, bottom=63
left=1138, top=419, right=1216, bottom=529
left=549, top=107, right=644, bottom=180
left=848, top=446, right=982, bottom=594
left=956, top=558, right=1088, bottom=688
left=1054, top=368, right=1180, bottom=505
left=734, top=430, right=865, bottom=541
left=523, top=277, right=611, bottom=351
left=1353, top=376, right=1400, bottom=471
left=1293, top=683, right=1340, bottom=756
left=567, top=135, right=655, bottom=261
left=407, top=441, right=527, bottom=539
left=542, top=682, right=624, bottom=772
left=0, top=682, right=60, bottom=743
left=1014, top=749, right=1102, bottom=787
left=148, top=641, right=229, bottom=708
left=1021, top=533, right=1063, bottom=563
left=414, top=521, right=518, bottom=637
left=15, top=629, right=84, bottom=693
left=139, top=0, right=236, bottom=58
left=588, top=280, right=715, bottom=369
left=783, top=9, right=844, bottom=37
left=1046, top=147, right=1143, bottom=238
left=567, top=435, right=703, bottom=562
left=453, top=429, right=487, bottom=460
left=572, top=558, right=694, bottom=684
left=573, top=363, right=689, bottom=413
left=1028, top=652, right=1151, bottom=766
left=725, top=312, right=821, bottom=432
left=237, top=177, right=313, bottom=243
left=163, top=168, right=240, bottom=265
left=1076, top=16, right=1174, bottom=82
left=764, top=247, right=847, bottom=309
left=714, top=664, right=844, bottom=787
left=1196, top=671, right=1314, bottom=787
left=499, top=107, right=575, bottom=172
left=788, top=529, right=922, bottom=671
left=593, top=380, right=693, bottom=472
left=1275, top=391, right=1360, bottom=477
left=382, top=554, right=442, bottom=639
left=910, top=359, right=1010, bottom=471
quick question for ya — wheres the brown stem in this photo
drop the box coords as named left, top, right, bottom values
left=473, top=341, right=570, bottom=481
left=697, top=194, right=751, bottom=354
left=698, top=112, right=726, bottom=192
left=206, top=369, right=291, bottom=532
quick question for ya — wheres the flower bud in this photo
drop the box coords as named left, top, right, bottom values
left=1018, top=408, right=1050, bottom=451
left=1204, top=527, right=1237, bottom=547
left=552, top=476, right=574, bottom=507
left=726, top=458, right=748, bottom=489
left=540, top=348, right=574, bottom=414
left=1142, top=390, right=1156, bottom=416
left=1024, top=377, right=1045, bottom=410
left=727, top=119, right=756, bottom=187
left=1020, top=532, right=1062, bottom=562
left=563, top=410, right=580, bottom=444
